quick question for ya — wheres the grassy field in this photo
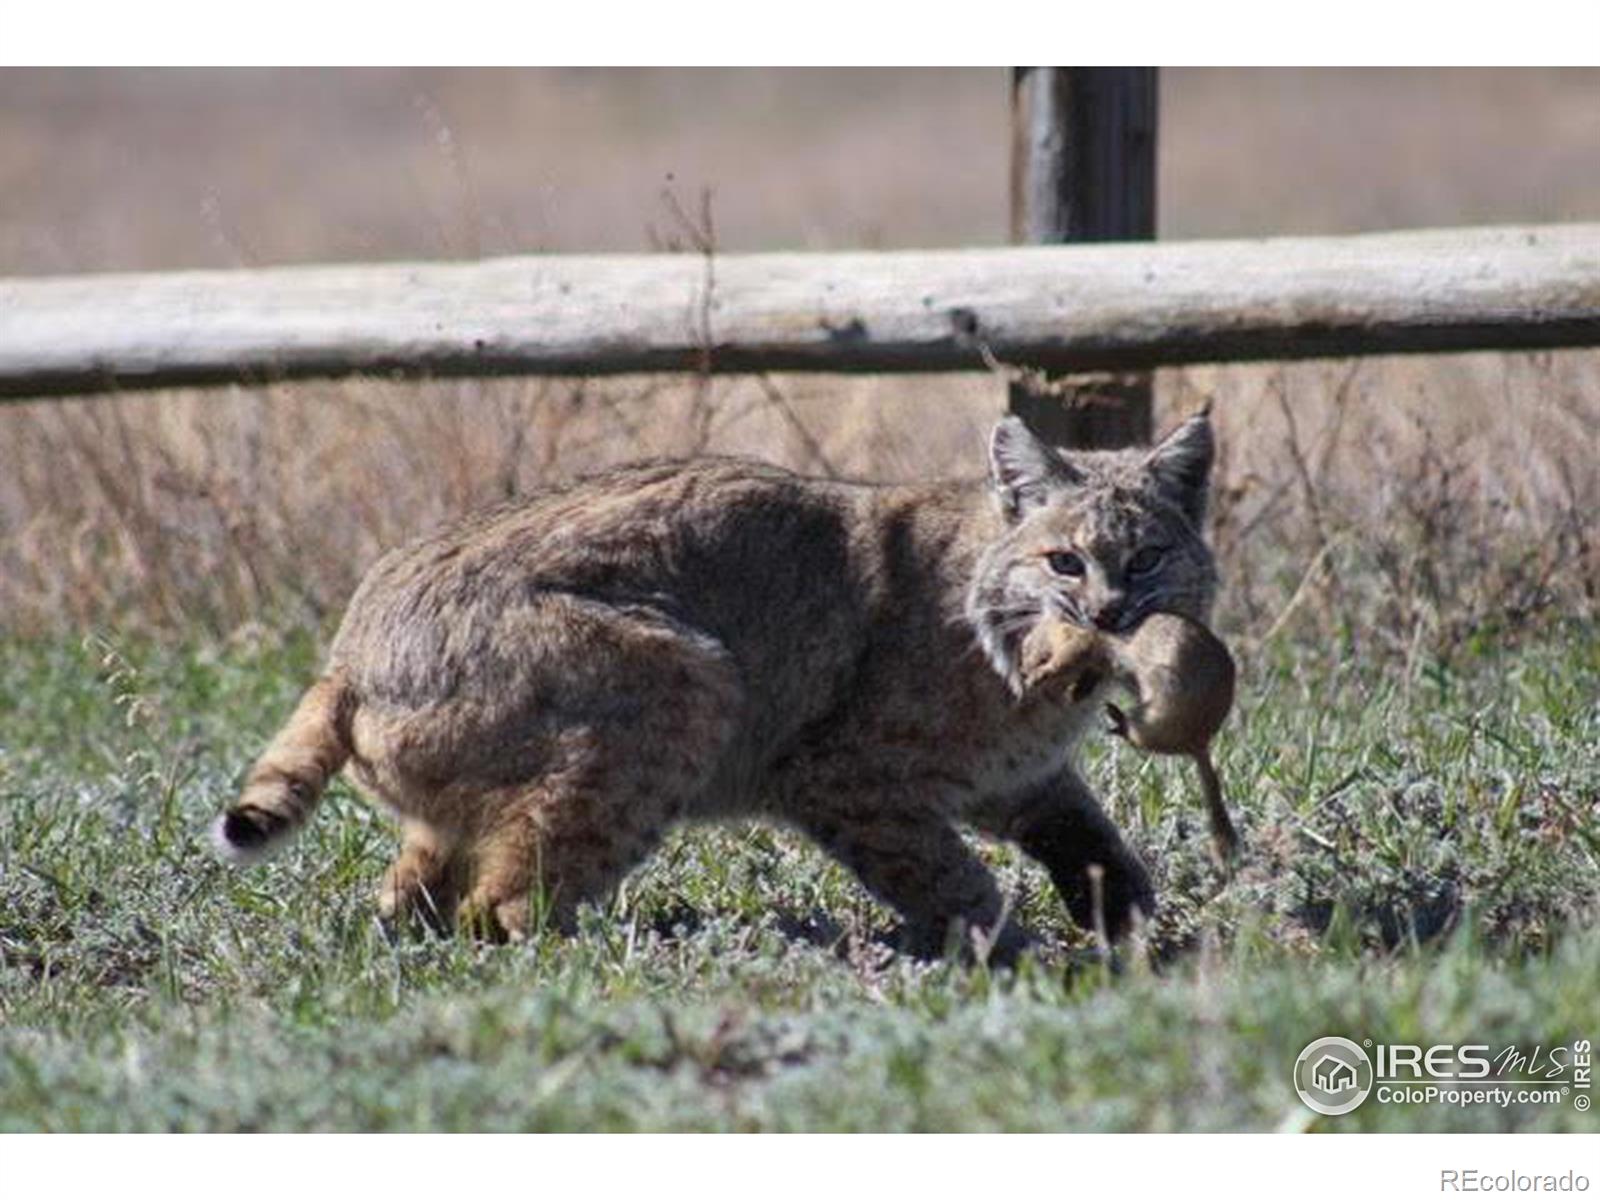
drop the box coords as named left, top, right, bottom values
left=2, top=622, right=1595, bottom=1132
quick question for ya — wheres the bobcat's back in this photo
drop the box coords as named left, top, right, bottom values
left=327, top=457, right=985, bottom=777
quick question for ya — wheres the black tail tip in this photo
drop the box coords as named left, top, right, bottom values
left=211, top=805, right=290, bottom=864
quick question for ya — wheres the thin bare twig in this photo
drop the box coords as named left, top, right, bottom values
left=753, top=375, right=841, bottom=479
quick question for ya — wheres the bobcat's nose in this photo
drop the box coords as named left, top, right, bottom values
left=1091, top=599, right=1129, bottom=631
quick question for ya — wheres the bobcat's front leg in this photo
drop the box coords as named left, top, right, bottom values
left=789, top=792, right=1029, bottom=964
left=984, top=769, right=1154, bottom=940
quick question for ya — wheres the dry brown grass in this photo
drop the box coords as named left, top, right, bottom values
left=1, top=69, right=1596, bottom=651
left=1188, top=351, right=1598, bottom=658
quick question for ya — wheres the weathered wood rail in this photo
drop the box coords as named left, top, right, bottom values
left=2, top=223, right=1598, bottom=400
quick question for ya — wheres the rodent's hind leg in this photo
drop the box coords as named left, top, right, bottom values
left=1104, top=701, right=1131, bottom=740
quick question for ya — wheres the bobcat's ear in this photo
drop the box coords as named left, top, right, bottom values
left=988, top=416, right=1079, bottom=521
left=1145, top=408, right=1214, bottom=527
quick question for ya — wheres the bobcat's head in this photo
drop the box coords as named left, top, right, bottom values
left=967, top=410, right=1218, bottom=694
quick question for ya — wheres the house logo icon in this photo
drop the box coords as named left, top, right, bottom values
left=1312, top=1054, right=1357, bottom=1093
left=1294, top=1037, right=1374, bottom=1116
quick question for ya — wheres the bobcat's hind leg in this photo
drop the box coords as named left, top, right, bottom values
left=457, top=793, right=671, bottom=941
left=451, top=606, right=744, bottom=942
left=377, top=819, right=465, bottom=933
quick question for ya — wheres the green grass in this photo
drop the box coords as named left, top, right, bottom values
left=2, top=625, right=1597, bottom=1131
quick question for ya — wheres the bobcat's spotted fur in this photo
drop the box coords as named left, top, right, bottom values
left=215, top=411, right=1217, bottom=955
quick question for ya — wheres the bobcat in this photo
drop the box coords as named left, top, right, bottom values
left=214, top=410, right=1217, bottom=956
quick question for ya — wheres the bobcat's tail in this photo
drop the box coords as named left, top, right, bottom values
left=211, top=673, right=356, bottom=864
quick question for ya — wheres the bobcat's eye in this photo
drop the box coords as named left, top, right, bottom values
left=1127, top=546, right=1165, bottom=576
left=1044, top=550, right=1086, bottom=578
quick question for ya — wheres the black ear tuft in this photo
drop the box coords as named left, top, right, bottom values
left=988, top=416, right=1078, bottom=521
left=1145, top=410, right=1213, bottom=527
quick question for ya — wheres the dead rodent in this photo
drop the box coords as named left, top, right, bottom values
left=1020, top=612, right=1240, bottom=862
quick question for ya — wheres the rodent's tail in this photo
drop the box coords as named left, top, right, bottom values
left=211, top=673, right=355, bottom=864
left=1195, top=752, right=1240, bottom=862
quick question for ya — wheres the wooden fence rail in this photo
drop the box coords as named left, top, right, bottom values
left=2, top=223, right=1598, bottom=401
